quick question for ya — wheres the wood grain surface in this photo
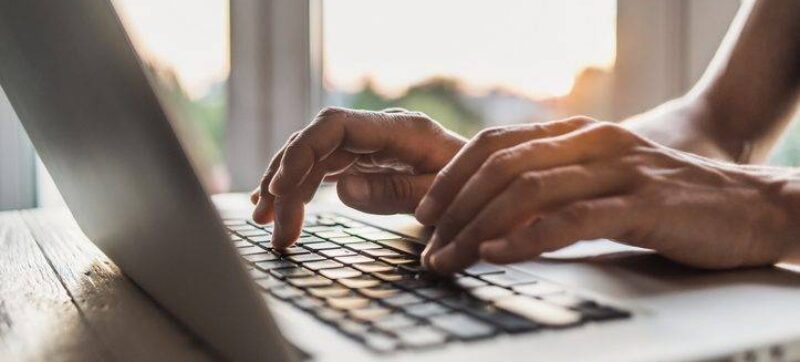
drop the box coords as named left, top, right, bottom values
left=0, top=209, right=215, bottom=362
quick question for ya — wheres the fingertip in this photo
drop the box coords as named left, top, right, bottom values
left=250, top=188, right=260, bottom=205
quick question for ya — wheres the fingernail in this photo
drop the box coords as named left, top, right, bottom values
left=421, top=235, right=438, bottom=267
left=415, top=196, right=437, bottom=224
left=342, top=175, right=369, bottom=202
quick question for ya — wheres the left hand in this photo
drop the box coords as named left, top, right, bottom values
left=415, top=117, right=798, bottom=274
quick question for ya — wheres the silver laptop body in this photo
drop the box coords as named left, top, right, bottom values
left=3, top=0, right=800, bottom=361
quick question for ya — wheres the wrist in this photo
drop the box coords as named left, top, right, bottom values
left=747, top=166, right=800, bottom=261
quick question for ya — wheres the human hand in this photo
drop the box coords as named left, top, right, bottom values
left=251, top=107, right=465, bottom=249
left=415, top=117, right=798, bottom=274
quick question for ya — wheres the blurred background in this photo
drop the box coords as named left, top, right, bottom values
left=2, top=0, right=800, bottom=210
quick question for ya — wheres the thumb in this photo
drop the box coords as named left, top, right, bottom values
left=337, top=173, right=435, bottom=214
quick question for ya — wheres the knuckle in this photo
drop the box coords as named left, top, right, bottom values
left=516, top=171, right=544, bottom=194
left=485, top=149, right=518, bottom=176
left=316, top=106, right=346, bottom=120
left=564, top=115, right=596, bottom=128
left=561, top=202, right=592, bottom=226
left=474, top=126, right=507, bottom=146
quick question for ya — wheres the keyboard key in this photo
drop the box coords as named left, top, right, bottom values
left=275, top=247, right=310, bottom=256
left=363, top=248, right=402, bottom=258
left=383, top=292, right=424, bottom=307
left=464, top=262, right=506, bottom=276
left=308, top=286, right=351, bottom=298
left=373, top=314, right=418, bottom=332
left=248, top=268, right=271, bottom=280
left=316, top=230, right=351, bottom=239
left=243, top=253, right=278, bottom=263
left=455, top=276, right=488, bottom=289
left=376, top=239, right=424, bottom=255
left=399, top=263, right=426, bottom=273
left=394, top=277, right=437, bottom=290
left=344, top=226, right=383, bottom=237
left=349, top=306, right=392, bottom=322
left=335, top=255, right=374, bottom=265
left=344, top=242, right=382, bottom=250
left=495, top=296, right=581, bottom=326
left=395, top=326, right=447, bottom=348
left=483, top=311, right=540, bottom=333
left=415, top=287, right=457, bottom=300
left=293, top=296, right=325, bottom=310
left=512, top=282, right=565, bottom=297
left=304, top=242, right=340, bottom=251
left=229, top=224, right=258, bottom=231
left=319, top=267, right=363, bottom=280
left=296, top=236, right=326, bottom=245
left=239, top=229, right=270, bottom=237
left=233, top=240, right=251, bottom=248
left=288, top=253, right=326, bottom=263
left=352, top=261, right=394, bottom=273
left=304, top=260, right=344, bottom=271
left=304, top=225, right=335, bottom=233
left=326, top=296, right=371, bottom=310
left=372, top=271, right=409, bottom=282
left=338, top=275, right=381, bottom=289
left=481, top=270, right=539, bottom=287
left=470, top=286, right=515, bottom=301
left=238, top=246, right=268, bottom=255
left=248, top=235, right=271, bottom=243
left=255, top=277, right=284, bottom=290
left=224, top=219, right=248, bottom=226
left=288, top=276, right=334, bottom=288
left=363, top=333, right=399, bottom=353
left=540, top=294, right=593, bottom=309
left=360, top=231, right=403, bottom=241
left=336, top=319, right=370, bottom=337
left=358, top=285, right=402, bottom=299
left=402, top=302, right=450, bottom=318
left=320, top=248, right=358, bottom=258
left=255, top=260, right=295, bottom=270
left=314, top=307, right=345, bottom=323
left=328, top=236, right=366, bottom=245
left=430, top=313, right=497, bottom=341
left=270, top=286, right=304, bottom=300
left=270, top=267, right=314, bottom=280
left=379, top=256, right=417, bottom=266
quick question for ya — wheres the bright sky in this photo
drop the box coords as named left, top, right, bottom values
left=113, top=0, right=230, bottom=98
left=112, top=0, right=616, bottom=100
left=324, top=0, right=617, bottom=98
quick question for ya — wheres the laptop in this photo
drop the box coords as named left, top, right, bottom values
left=3, top=0, right=800, bottom=361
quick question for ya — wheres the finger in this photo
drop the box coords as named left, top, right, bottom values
left=253, top=134, right=297, bottom=224
left=270, top=195, right=306, bottom=250
left=296, top=150, right=359, bottom=202
left=250, top=188, right=260, bottom=205
left=269, top=107, right=462, bottom=195
left=415, top=117, right=594, bottom=225
left=478, top=197, right=636, bottom=264
left=337, top=173, right=436, bottom=214
left=425, top=126, right=623, bottom=260
left=427, top=164, right=629, bottom=274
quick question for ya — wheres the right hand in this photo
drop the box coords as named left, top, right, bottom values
left=251, top=107, right=466, bottom=249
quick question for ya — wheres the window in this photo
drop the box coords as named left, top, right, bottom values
left=113, top=0, right=231, bottom=192
left=322, top=0, right=617, bottom=137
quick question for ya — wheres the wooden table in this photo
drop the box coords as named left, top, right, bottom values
left=0, top=208, right=213, bottom=361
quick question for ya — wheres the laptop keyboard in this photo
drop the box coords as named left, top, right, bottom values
left=224, top=213, right=630, bottom=353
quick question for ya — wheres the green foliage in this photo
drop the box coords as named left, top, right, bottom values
left=346, top=77, right=483, bottom=137
left=768, top=113, right=800, bottom=166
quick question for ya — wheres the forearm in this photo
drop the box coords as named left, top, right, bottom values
left=624, top=0, right=800, bottom=163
